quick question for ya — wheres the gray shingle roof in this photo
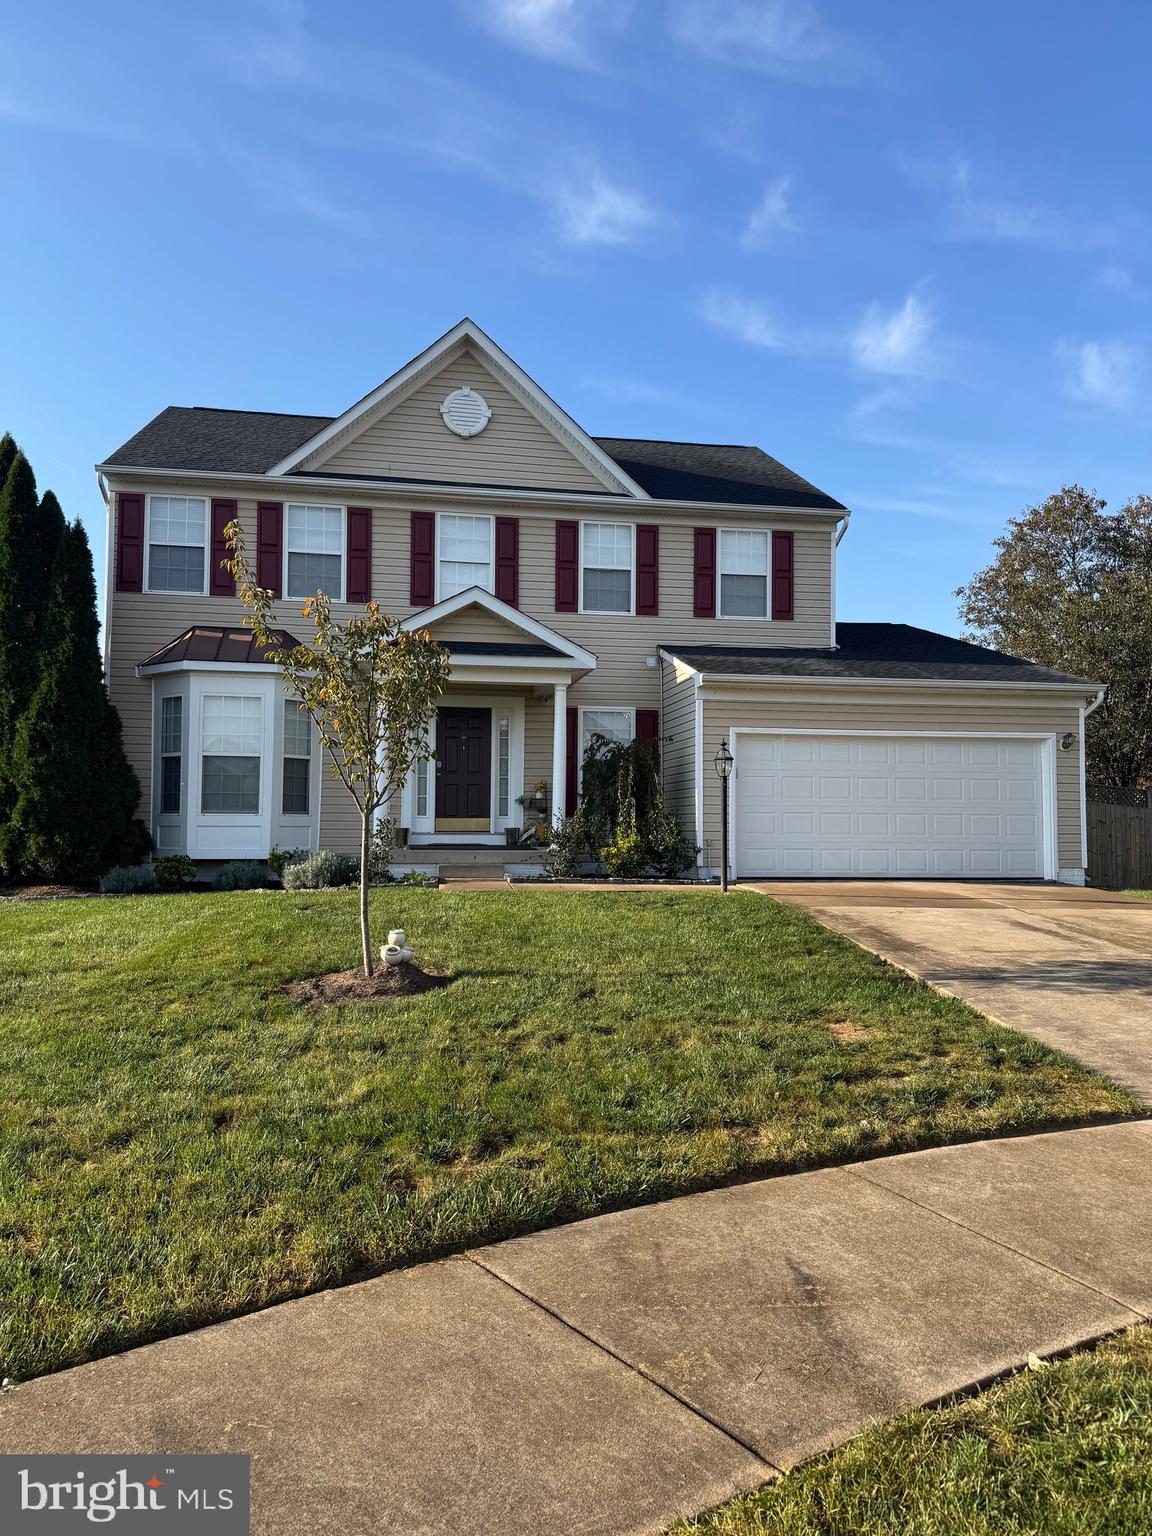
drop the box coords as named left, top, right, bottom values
left=101, top=407, right=845, bottom=509
left=663, top=624, right=1099, bottom=687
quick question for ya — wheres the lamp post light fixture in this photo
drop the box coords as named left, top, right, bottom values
left=714, top=741, right=734, bottom=892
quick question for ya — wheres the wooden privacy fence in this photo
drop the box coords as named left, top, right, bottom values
left=1088, top=800, right=1152, bottom=889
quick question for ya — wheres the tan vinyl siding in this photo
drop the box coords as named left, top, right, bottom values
left=701, top=689, right=1085, bottom=873
left=314, top=350, right=607, bottom=492
left=425, top=605, right=530, bottom=644
left=659, top=660, right=697, bottom=834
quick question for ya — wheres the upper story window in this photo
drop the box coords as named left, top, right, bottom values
left=285, top=504, right=344, bottom=600
left=719, top=529, right=769, bottom=619
left=581, top=523, right=633, bottom=614
left=147, top=496, right=206, bottom=594
left=438, top=514, right=493, bottom=600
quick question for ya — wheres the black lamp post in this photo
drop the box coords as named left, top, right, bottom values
left=714, top=741, right=734, bottom=891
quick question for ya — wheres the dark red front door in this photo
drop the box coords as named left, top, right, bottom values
left=435, top=707, right=492, bottom=829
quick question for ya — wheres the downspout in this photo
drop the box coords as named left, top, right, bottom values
left=834, top=509, right=852, bottom=545
left=1084, top=688, right=1105, bottom=719
left=830, top=510, right=851, bottom=650
left=97, top=471, right=112, bottom=677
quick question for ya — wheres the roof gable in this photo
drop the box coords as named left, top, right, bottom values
left=269, top=320, right=648, bottom=498
left=405, top=586, right=596, bottom=670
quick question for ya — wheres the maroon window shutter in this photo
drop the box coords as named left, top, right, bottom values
left=256, top=502, right=283, bottom=597
left=495, top=516, right=519, bottom=607
left=636, top=524, right=659, bottom=617
left=115, top=492, right=145, bottom=592
left=772, top=530, right=794, bottom=620
left=635, top=709, right=660, bottom=741
left=210, top=499, right=237, bottom=597
left=410, top=510, right=435, bottom=606
left=555, top=520, right=579, bottom=612
left=347, top=507, right=373, bottom=603
left=693, top=527, right=716, bottom=618
left=565, top=706, right=579, bottom=809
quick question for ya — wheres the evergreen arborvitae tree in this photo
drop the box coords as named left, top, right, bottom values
left=0, top=452, right=69, bottom=872
left=9, top=520, right=149, bottom=881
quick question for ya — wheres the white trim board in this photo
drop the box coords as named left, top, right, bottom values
left=405, top=585, right=597, bottom=670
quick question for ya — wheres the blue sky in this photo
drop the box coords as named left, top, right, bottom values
left=3, top=0, right=1149, bottom=635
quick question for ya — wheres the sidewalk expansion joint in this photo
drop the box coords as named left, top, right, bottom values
left=464, top=1252, right=781, bottom=1477
left=842, top=1163, right=1151, bottom=1322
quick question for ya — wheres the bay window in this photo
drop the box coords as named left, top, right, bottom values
left=581, top=523, right=633, bottom=614
left=201, top=695, right=262, bottom=815
left=282, top=701, right=312, bottom=816
left=719, top=529, right=769, bottom=618
left=438, top=514, right=493, bottom=599
left=148, top=496, right=206, bottom=593
left=160, top=696, right=183, bottom=815
left=285, top=504, right=344, bottom=599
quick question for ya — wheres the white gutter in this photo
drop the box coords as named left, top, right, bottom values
left=834, top=509, right=852, bottom=544
left=1084, top=687, right=1106, bottom=717
left=98, top=471, right=113, bottom=675
left=93, top=463, right=846, bottom=523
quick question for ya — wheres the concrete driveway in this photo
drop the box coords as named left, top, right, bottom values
left=762, top=882, right=1152, bottom=1102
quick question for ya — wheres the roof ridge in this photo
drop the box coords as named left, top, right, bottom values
left=187, top=406, right=335, bottom=420
left=596, top=436, right=759, bottom=450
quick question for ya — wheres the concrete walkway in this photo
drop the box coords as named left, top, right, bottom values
left=2, top=1120, right=1151, bottom=1535
left=764, top=882, right=1152, bottom=1102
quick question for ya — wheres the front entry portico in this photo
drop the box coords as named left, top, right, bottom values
left=396, top=586, right=597, bottom=846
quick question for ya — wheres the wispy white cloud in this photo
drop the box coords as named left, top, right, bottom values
left=668, top=0, right=871, bottom=80
left=221, top=0, right=310, bottom=87
left=741, top=175, right=797, bottom=248
left=231, top=148, right=376, bottom=235
left=1099, top=263, right=1141, bottom=297
left=470, top=0, right=631, bottom=65
left=851, top=287, right=936, bottom=376
left=898, top=153, right=1114, bottom=249
left=698, top=287, right=781, bottom=347
left=544, top=161, right=660, bottom=244
left=1058, top=339, right=1143, bottom=409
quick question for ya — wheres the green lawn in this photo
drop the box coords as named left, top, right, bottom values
left=0, top=889, right=1139, bottom=1381
left=675, top=1327, right=1152, bottom=1536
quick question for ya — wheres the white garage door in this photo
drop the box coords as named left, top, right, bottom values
left=733, top=734, right=1047, bottom=879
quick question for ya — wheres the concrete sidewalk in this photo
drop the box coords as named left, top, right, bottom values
left=763, top=882, right=1152, bottom=1102
left=2, top=1121, right=1151, bottom=1535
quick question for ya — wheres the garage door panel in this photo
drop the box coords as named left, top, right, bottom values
left=735, top=734, right=1047, bottom=879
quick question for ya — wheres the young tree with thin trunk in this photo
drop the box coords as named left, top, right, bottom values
left=226, top=521, right=450, bottom=976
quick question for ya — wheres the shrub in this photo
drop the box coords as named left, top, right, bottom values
left=395, top=869, right=436, bottom=887
left=213, top=861, right=270, bottom=891
left=154, top=854, right=197, bottom=889
left=545, top=809, right=597, bottom=878
left=365, top=818, right=399, bottom=884
left=267, top=845, right=308, bottom=880
left=644, top=809, right=699, bottom=877
left=99, top=864, right=159, bottom=895
left=599, top=816, right=649, bottom=879
left=281, top=849, right=359, bottom=890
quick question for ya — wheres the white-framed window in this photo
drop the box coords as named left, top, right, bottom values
left=497, top=715, right=511, bottom=818
left=147, top=496, right=207, bottom=594
left=201, top=694, right=262, bottom=815
left=719, top=529, right=770, bottom=619
left=282, top=700, right=312, bottom=817
left=579, top=707, right=636, bottom=787
left=438, top=513, right=494, bottom=600
left=285, top=504, right=344, bottom=600
left=580, top=523, right=634, bottom=614
left=160, top=696, right=182, bottom=815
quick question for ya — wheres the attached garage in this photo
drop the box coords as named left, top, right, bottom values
left=732, top=732, right=1052, bottom=880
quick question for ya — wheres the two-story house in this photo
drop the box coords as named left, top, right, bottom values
left=97, top=319, right=1102, bottom=883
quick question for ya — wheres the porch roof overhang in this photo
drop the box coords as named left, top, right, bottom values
left=405, top=587, right=597, bottom=683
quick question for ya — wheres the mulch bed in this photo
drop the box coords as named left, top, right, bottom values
left=0, top=883, right=99, bottom=902
left=284, top=963, right=452, bottom=1006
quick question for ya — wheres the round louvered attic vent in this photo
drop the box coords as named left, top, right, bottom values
left=440, top=386, right=492, bottom=437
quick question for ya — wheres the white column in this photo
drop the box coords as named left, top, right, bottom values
left=551, top=683, right=568, bottom=824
